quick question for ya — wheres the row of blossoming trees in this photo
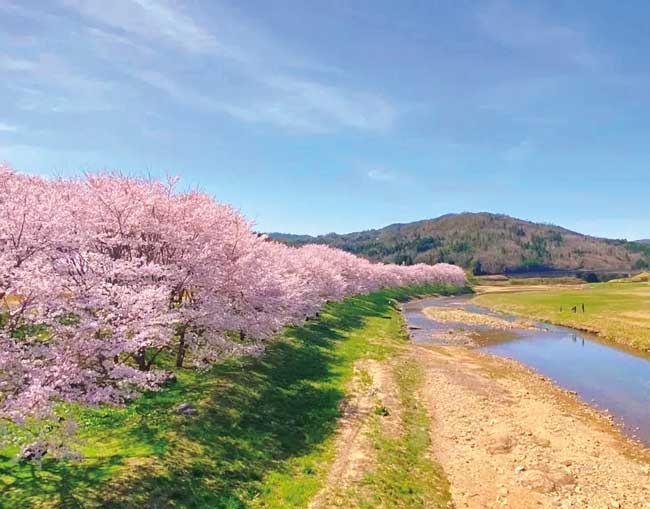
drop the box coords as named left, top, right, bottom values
left=0, top=165, right=466, bottom=424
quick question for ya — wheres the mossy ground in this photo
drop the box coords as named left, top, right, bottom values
left=0, top=283, right=465, bottom=509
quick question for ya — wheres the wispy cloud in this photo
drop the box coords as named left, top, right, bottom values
left=476, top=0, right=602, bottom=71
left=262, top=76, right=395, bottom=131
left=61, top=0, right=228, bottom=55
left=2, top=0, right=396, bottom=135
left=132, top=68, right=395, bottom=133
left=55, top=0, right=396, bottom=132
left=83, top=26, right=156, bottom=58
left=4, top=53, right=116, bottom=113
left=66, top=0, right=340, bottom=72
left=132, top=69, right=257, bottom=120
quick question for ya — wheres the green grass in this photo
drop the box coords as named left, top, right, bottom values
left=473, top=282, right=650, bottom=352
left=0, top=283, right=465, bottom=509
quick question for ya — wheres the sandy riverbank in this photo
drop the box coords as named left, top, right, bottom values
left=311, top=339, right=650, bottom=508
left=422, top=306, right=537, bottom=330
left=419, top=344, right=650, bottom=508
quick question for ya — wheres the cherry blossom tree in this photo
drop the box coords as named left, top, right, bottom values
left=0, top=165, right=466, bottom=424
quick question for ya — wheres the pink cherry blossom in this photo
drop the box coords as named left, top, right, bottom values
left=0, top=164, right=466, bottom=423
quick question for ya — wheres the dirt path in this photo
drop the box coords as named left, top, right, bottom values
left=309, top=359, right=402, bottom=508
left=417, top=345, right=650, bottom=508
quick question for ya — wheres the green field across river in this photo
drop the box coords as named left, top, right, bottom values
left=473, top=281, right=650, bottom=352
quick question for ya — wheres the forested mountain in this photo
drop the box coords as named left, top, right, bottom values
left=270, top=213, right=650, bottom=274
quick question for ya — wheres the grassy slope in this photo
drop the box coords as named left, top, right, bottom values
left=473, top=282, right=650, bottom=352
left=0, top=284, right=464, bottom=509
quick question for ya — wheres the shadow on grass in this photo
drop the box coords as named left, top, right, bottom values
left=0, top=285, right=466, bottom=509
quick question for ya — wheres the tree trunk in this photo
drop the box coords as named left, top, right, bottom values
left=135, top=348, right=147, bottom=371
left=176, top=326, right=187, bottom=368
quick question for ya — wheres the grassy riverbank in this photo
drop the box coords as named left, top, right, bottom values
left=473, top=281, right=650, bottom=352
left=0, top=283, right=465, bottom=509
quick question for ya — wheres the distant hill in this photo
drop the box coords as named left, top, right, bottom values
left=636, top=239, right=650, bottom=245
left=270, top=213, right=650, bottom=275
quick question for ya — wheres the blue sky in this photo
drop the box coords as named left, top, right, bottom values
left=1, top=0, right=649, bottom=239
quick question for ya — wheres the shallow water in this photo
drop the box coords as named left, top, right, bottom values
left=403, top=296, right=650, bottom=445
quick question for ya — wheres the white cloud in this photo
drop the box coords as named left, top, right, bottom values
left=367, top=168, right=396, bottom=182
left=0, top=123, right=18, bottom=132
left=0, top=54, right=36, bottom=72
left=502, top=139, right=535, bottom=163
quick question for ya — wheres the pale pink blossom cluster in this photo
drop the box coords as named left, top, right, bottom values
left=0, top=165, right=466, bottom=422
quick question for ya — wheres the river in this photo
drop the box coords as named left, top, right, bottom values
left=402, top=295, right=650, bottom=446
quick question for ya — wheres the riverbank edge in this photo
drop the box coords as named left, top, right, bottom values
left=402, top=293, right=650, bottom=453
